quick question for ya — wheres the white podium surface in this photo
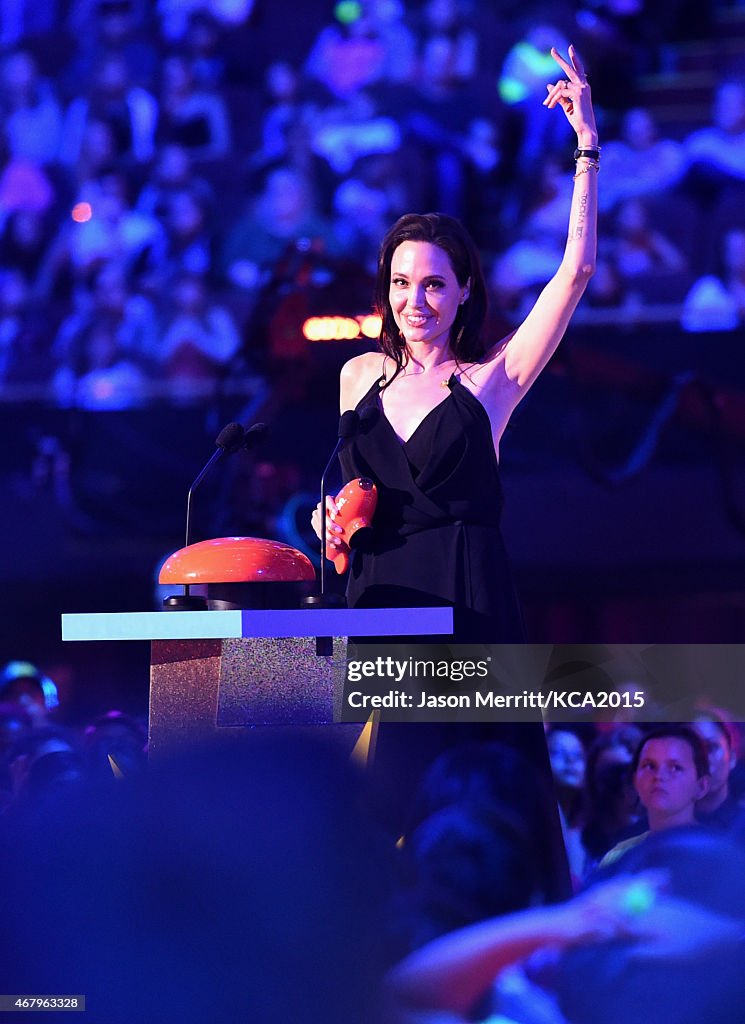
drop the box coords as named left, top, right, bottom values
left=61, top=607, right=453, bottom=642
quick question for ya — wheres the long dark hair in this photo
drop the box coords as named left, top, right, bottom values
left=374, top=212, right=489, bottom=376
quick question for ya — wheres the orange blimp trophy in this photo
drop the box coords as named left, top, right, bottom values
left=325, top=477, right=377, bottom=574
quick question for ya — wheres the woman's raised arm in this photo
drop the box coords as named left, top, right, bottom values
left=493, top=45, right=598, bottom=398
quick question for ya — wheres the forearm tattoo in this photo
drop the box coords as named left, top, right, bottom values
left=570, top=191, right=589, bottom=241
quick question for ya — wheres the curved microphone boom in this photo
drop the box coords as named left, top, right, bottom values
left=319, top=410, right=360, bottom=599
left=185, top=421, right=245, bottom=548
left=164, top=420, right=268, bottom=610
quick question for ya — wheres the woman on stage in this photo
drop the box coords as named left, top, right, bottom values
left=312, top=46, right=598, bottom=642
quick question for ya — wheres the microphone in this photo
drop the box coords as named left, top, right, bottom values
left=242, top=421, right=268, bottom=452
left=185, top=421, right=245, bottom=548
left=217, top=420, right=247, bottom=454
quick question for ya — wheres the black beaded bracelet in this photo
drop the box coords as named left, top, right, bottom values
left=574, top=146, right=601, bottom=161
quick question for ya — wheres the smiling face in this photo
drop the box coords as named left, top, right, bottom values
left=389, top=240, right=469, bottom=353
left=634, top=736, right=709, bottom=830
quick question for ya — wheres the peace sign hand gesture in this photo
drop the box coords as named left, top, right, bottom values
left=543, top=44, right=597, bottom=146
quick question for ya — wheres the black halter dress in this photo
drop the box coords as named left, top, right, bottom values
left=338, top=373, right=525, bottom=642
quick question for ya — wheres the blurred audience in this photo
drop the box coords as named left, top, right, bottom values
left=159, top=272, right=241, bottom=393
left=681, top=227, right=745, bottom=331
left=220, top=165, right=340, bottom=291
left=600, top=107, right=686, bottom=212
left=156, top=53, right=231, bottom=161
left=683, top=78, right=745, bottom=196
left=0, top=4, right=739, bottom=407
left=608, top=198, right=686, bottom=280
left=60, top=51, right=158, bottom=165
left=0, top=50, right=63, bottom=164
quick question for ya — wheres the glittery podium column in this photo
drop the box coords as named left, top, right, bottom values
left=148, top=635, right=347, bottom=757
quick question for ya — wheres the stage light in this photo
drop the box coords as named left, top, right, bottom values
left=302, top=314, right=382, bottom=342
left=335, top=0, right=362, bottom=25
left=71, top=202, right=92, bottom=223
left=359, top=314, right=382, bottom=338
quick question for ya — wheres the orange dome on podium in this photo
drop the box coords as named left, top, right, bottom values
left=159, top=537, right=315, bottom=585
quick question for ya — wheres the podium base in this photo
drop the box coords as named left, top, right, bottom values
left=163, top=593, right=208, bottom=611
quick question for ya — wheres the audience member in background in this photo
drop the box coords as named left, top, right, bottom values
left=156, top=54, right=231, bottom=161
left=0, top=0, right=59, bottom=49
left=680, top=226, right=745, bottom=331
left=520, top=155, right=573, bottom=245
left=53, top=320, right=149, bottom=409
left=220, top=165, right=340, bottom=291
left=600, top=725, right=709, bottom=868
left=547, top=727, right=588, bottom=884
left=488, top=224, right=565, bottom=325
left=0, top=269, right=53, bottom=387
left=54, top=260, right=159, bottom=371
left=0, top=208, right=56, bottom=293
left=62, top=0, right=159, bottom=97
left=368, top=0, right=417, bottom=83
left=683, top=78, right=745, bottom=201
left=0, top=152, right=56, bottom=233
left=499, top=22, right=573, bottom=175
left=0, top=660, right=59, bottom=728
left=251, top=61, right=319, bottom=169
left=305, top=2, right=391, bottom=100
left=136, top=143, right=213, bottom=219
left=332, top=176, right=392, bottom=274
left=156, top=187, right=215, bottom=283
left=0, top=50, right=63, bottom=165
left=400, top=9, right=492, bottom=218
left=159, top=272, right=241, bottom=393
left=311, top=89, right=401, bottom=179
left=691, top=713, right=745, bottom=837
left=581, top=730, right=640, bottom=869
left=60, top=52, right=158, bottom=165
left=608, top=198, right=686, bottom=280
left=156, top=0, right=255, bottom=43
left=180, top=8, right=228, bottom=88
left=0, top=701, right=31, bottom=757
left=59, top=169, right=164, bottom=278
left=4, top=725, right=79, bottom=807
left=81, top=709, right=147, bottom=781
left=600, top=107, right=685, bottom=212
left=395, top=799, right=541, bottom=955
left=62, top=116, right=118, bottom=201
left=415, top=0, right=479, bottom=87
left=0, top=703, right=31, bottom=811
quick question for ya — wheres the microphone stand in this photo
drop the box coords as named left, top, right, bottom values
left=303, top=411, right=360, bottom=653
left=163, top=422, right=245, bottom=610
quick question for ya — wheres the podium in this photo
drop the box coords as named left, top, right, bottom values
left=62, top=607, right=453, bottom=757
